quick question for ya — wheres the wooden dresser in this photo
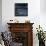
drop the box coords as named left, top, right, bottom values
left=7, top=23, right=34, bottom=46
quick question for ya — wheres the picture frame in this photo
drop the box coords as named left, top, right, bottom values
left=15, top=3, right=28, bottom=16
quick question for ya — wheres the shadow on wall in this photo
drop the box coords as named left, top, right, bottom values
left=40, top=0, right=46, bottom=13
left=0, top=0, right=2, bottom=32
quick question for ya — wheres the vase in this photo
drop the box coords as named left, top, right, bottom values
left=39, top=40, right=45, bottom=46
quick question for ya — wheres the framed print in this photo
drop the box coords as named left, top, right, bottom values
left=15, top=3, right=28, bottom=16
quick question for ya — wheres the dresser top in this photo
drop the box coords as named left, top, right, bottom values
left=7, top=23, right=34, bottom=25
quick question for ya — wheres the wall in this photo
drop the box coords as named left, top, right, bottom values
left=0, top=0, right=2, bottom=32
left=40, top=0, right=46, bottom=31
left=2, top=0, right=46, bottom=46
left=2, top=0, right=40, bottom=31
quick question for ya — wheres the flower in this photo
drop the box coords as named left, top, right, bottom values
left=36, top=25, right=45, bottom=41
